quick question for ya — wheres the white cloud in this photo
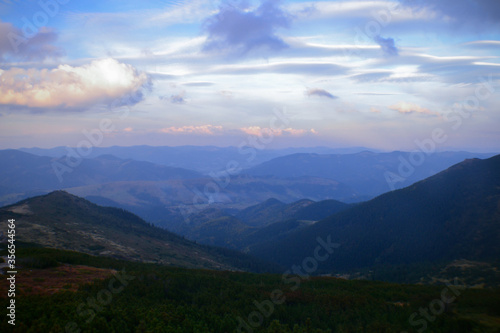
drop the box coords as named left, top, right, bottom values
left=389, top=102, right=440, bottom=116
left=0, top=58, right=150, bottom=108
left=160, top=125, right=223, bottom=135
left=240, top=126, right=310, bottom=136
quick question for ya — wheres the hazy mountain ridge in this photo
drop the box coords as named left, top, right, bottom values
left=244, top=150, right=496, bottom=197
left=0, top=150, right=202, bottom=205
left=19, top=145, right=377, bottom=173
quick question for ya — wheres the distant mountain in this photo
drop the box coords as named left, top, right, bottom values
left=19, top=145, right=378, bottom=174
left=236, top=198, right=350, bottom=227
left=64, top=175, right=357, bottom=231
left=250, top=155, right=500, bottom=276
left=0, top=191, right=276, bottom=272
left=236, top=198, right=288, bottom=227
left=184, top=215, right=252, bottom=249
left=245, top=151, right=496, bottom=198
left=0, top=150, right=201, bottom=206
left=172, top=198, right=351, bottom=254
left=290, top=199, right=352, bottom=221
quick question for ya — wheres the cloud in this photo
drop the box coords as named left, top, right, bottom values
left=160, top=92, right=186, bottom=104
left=182, top=82, right=214, bottom=87
left=0, top=58, right=150, bottom=108
left=170, top=94, right=186, bottom=104
left=202, top=0, right=291, bottom=56
left=350, top=71, right=392, bottom=83
left=0, top=20, right=64, bottom=61
left=462, top=40, right=500, bottom=50
left=373, top=35, right=398, bottom=57
left=306, top=88, right=338, bottom=99
left=160, top=125, right=223, bottom=135
left=389, top=102, right=440, bottom=116
left=400, top=0, right=500, bottom=30
left=212, top=62, right=347, bottom=76
left=240, top=126, right=309, bottom=136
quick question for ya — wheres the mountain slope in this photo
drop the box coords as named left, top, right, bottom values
left=289, top=199, right=351, bottom=221
left=0, top=191, right=275, bottom=272
left=236, top=198, right=288, bottom=227
left=235, top=198, right=350, bottom=227
left=250, top=155, right=500, bottom=274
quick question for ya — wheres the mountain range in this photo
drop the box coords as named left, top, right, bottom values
left=249, top=154, right=500, bottom=283
left=18, top=145, right=377, bottom=173
left=1, top=153, right=499, bottom=286
left=173, top=198, right=350, bottom=251
left=244, top=150, right=496, bottom=197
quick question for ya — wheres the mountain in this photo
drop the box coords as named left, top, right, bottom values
left=236, top=198, right=350, bottom=227
left=250, top=155, right=500, bottom=277
left=290, top=199, right=351, bottom=221
left=245, top=151, right=496, bottom=198
left=0, top=150, right=202, bottom=206
left=0, top=191, right=275, bottom=272
left=19, top=145, right=378, bottom=174
left=235, top=198, right=288, bottom=227
left=64, top=175, right=357, bottom=231
left=172, top=198, right=351, bottom=253
left=183, top=215, right=252, bottom=249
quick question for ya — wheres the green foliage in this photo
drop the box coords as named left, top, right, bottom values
left=1, top=247, right=499, bottom=333
left=18, top=254, right=59, bottom=269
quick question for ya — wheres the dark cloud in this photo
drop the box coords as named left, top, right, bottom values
left=373, top=35, right=398, bottom=57
left=160, top=93, right=186, bottom=104
left=170, top=94, right=186, bottom=104
left=306, top=88, right=338, bottom=99
left=202, top=0, right=291, bottom=56
left=401, top=0, right=500, bottom=30
left=0, top=20, right=64, bottom=62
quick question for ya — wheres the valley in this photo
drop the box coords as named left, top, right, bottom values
left=1, top=147, right=499, bottom=332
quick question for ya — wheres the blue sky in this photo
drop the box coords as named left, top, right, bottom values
left=0, top=0, right=499, bottom=151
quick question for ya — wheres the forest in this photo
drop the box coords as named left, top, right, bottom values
left=1, top=246, right=499, bottom=333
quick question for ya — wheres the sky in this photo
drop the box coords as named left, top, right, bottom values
left=0, top=0, right=499, bottom=151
